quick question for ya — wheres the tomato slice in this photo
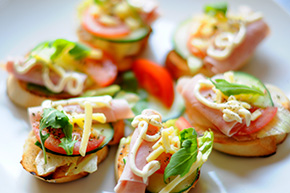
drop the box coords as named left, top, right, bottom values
left=234, top=107, right=278, bottom=136
left=187, top=35, right=207, bottom=59
left=175, top=117, right=192, bottom=131
left=155, top=152, right=172, bottom=174
left=84, top=56, right=117, bottom=87
left=82, top=7, right=130, bottom=39
left=132, top=59, right=175, bottom=108
left=33, top=125, right=105, bottom=155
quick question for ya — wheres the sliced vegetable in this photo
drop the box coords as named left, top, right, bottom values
left=81, top=84, right=120, bottom=97
left=147, top=169, right=199, bottom=193
left=232, top=71, right=274, bottom=107
left=37, top=108, right=75, bottom=162
left=82, top=8, right=130, bottom=38
left=173, top=19, right=195, bottom=59
left=235, top=107, right=278, bottom=136
left=132, top=59, right=175, bottom=108
left=175, top=117, right=192, bottom=131
left=34, top=122, right=114, bottom=157
left=84, top=57, right=117, bottom=87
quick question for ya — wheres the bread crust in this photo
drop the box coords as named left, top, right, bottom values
left=165, top=50, right=250, bottom=79
left=21, top=130, right=109, bottom=183
left=187, top=84, right=290, bottom=157
left=7, top=75, right=74, bottom=108
left=78, top=26, right=151, bottom=71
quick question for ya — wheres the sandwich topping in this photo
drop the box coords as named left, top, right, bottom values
left=7, top=39, right=117, bottom=96
left=114, top=109, right=213, bottom=193
left=188, top=3, right=263, bottom=60
left=28, top=96, right=134, bottom=176
left=194, top=71, right=262, bottom=126
left=79, top=0, right=158, bottom=38
left=177, top=71, right=290, bottom=138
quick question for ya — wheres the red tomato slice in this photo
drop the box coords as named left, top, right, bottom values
left=187, top=35, right=207, bottom=59
left=155, top=152, right=172, bottom=174
left=234, top=107, right=278, bottom=136
left=84, top=56, right=117, bottom=87
left=132, top=59, right=175, bottom=108
left=82, top=7, right=130, bottom=39
left=175, top=116, right=192, bottom=131
left=33, top=125, right=105, bottom=155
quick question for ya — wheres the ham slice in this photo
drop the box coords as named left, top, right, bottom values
left=28, top=98, right=134, bottom=124
left=6, top=60, right=88, bottom=94
left=203, top=19, right=270, bottom=74
left=177, top=74, right=245, bottom=137
left=114, top=109, right=161, bottom=193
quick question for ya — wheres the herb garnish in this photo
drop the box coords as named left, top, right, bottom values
left=163, top=128, right=198, bottom=183
left=204, top=2, right=228, bottom=16
left=210, top=79, right=264, bottom=96
left=39, top=108, right=76, bottom=163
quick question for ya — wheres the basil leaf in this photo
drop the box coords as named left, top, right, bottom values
left=204, top=2, right=227, bottom=16
left=210, top=79, right=264, bottom=96
left=164, top=128, right=198, bottom=183
left=69, top=42, right=91, bottom=60
left=59, top=137, right=77, bottom=155
left=39, top=108, right=73, bottom=163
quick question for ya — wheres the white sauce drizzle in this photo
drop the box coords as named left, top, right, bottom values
left=129, top=116, right=161, bottom=183
left=194, top=79, right=255, bottom=126
left=13, top=56, right=86, bottom=96
left=207, top=22, right=246, bottom=60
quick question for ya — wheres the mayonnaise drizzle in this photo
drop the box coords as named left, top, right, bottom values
left=13, top=56, right=86, bottom=96
left=207, top=21, right=246, bottom=60
left=129, top=117, right=161, bottom=183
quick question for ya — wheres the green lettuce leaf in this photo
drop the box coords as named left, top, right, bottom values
left=164, top=128, right=198, bottom=183
left=210, top=79, right=264, bottom=96
left=197, top=131, right=214, bottom=162
left=204, top=2, right=228, bottom=16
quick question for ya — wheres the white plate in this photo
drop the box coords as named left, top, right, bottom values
left=1, top=0, right=290, bottom=192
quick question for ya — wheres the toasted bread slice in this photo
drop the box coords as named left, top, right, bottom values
left=7, top=75, right=74, bottom=108
left=21, top=131, right=109, bottom=183
left=188, top=84, right=290, bottom=157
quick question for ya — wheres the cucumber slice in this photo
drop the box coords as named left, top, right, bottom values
left=94, top=26, right=150, bottom=43
left=173, top=19, right=198, bottom=59
left=146, top=169, right=199, bottom=193
left=39, top=123, right=114, bottom=157
left=233, top=71, right=274, bottom=107
left=147, top=89, right=185, bottom=122
left=86, top=123, right=114, bottom=154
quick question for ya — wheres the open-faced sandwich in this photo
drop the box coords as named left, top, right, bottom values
left=77, top=0, right=158, bottom=71
left=114, top=109, right=213, bottom=192
left=177, top=71, right=290, bottom=157
left=166, top=2, right=270, bottom=79
left=21, top=95, right=134, bottom=183
left=6, top=39, right=118, bottom=108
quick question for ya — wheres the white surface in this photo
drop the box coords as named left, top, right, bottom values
left=0, top=0, right=290, bottom=193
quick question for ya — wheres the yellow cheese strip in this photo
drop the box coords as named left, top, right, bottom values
left=79, top=102, right=93, bottom=157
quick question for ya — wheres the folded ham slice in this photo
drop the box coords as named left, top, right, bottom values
left=28, top=98, right=134, bottom=124
left=177, top=74, right=245, bottom=137
left=6, top=60, right=88, bottom=94
left=203, top=19, right=270, bottom=74
left=114, top=109, right=161, bottom=193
